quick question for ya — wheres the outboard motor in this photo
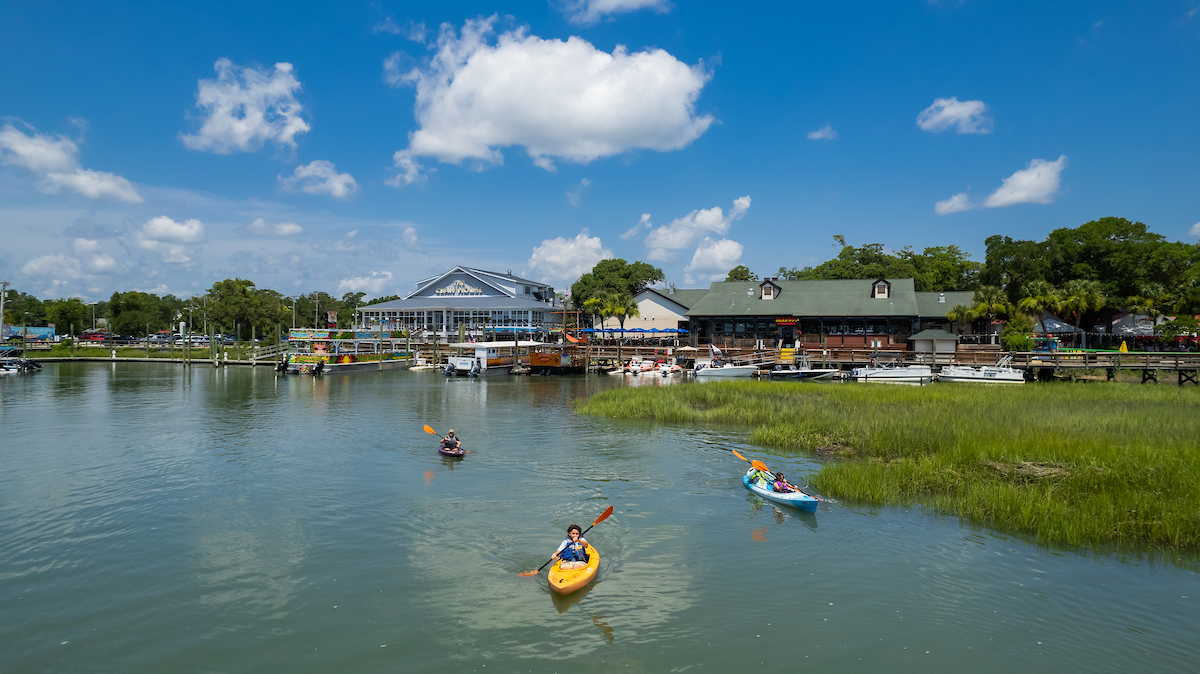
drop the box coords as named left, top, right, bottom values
left=276, top=354, right=289, bottom=373
left=312, top=360, right=324, bottom=375
left=469, top=361, right=481, bottom=377
left=443, top=363, right=456, bottom=376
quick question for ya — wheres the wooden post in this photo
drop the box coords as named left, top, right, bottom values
left=146, top=323, right=150, bottom=358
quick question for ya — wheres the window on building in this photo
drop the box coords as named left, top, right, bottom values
left=874, top=282, right=889, bottom=299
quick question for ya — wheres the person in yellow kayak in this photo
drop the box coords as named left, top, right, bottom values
left=550, top=524, right=590, bottom=570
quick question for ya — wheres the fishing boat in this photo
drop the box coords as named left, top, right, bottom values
left=547, top=545, right=599, bottom=595
left=937, top=355, right=1025, bottom=384
left=766, top=354, right=837, bottom=380
left=849, top=354, right=932, bottom=382
left=742, top=468, right=819, bottom=512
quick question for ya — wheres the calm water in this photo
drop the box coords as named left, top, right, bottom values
left=1, top=364, right=1197, bottom=672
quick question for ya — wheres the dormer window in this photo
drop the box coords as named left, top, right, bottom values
left=759, top=279, right=781, bottom=301
left=872, top=279, right=890, bottom=299
left=763, top=285, right=774, bottom=300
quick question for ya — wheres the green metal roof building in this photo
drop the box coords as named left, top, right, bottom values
left=683, top=278, right=974, bottom=348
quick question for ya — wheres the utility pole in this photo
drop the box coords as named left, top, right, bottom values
left=0, top=280, right=8, bottom=340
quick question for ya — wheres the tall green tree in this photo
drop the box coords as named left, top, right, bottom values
left=570, top=259, right=664, bottom=314
left=1129, top=282, right=1169, bottom=332
left=1016, top=280, right=1061, bottom=338
left=900, top=245, right=982, bottom=291
left=981, top=235, right=1050, bottom=299
left=780, top=237, right=917, bottom=282
left=605, top=292, right=639, bottom=365
left=206, top=279, right=284, bottom=335
left=725, top=265, right=758, bottom=282
left=44, top=298, right=90, bottom=336
left=2, top=291, right=47, bottom=327
left=1059, top=279, right=1106, bottom=347
left=108, top=291, right=176, bottom=336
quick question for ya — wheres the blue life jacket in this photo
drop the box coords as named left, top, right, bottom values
left=560, top=540, right=588, bottom=562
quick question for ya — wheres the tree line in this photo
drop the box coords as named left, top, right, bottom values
left=1, top=279, right=397, bottom=339
left=7, top=216, right=1198, bottom=346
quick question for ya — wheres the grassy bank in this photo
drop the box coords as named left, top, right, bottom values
left=576, top=381, right=1200, bottom=551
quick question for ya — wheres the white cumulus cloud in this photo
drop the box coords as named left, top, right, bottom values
left=936, top=156, right=1068, bottom=214
left=280, top=160, right=358, bottom=198
left=22, top=254, right=83, bottom=280
left=387, top=17, right=713, bottom=183
left=0, top=121, right=143, bottom=203
left=983, top=155, right=1067, bottom=208
left=1189, top=221, right=1200, bottom=238
left=73, top=238, right=117, bottom=272
left=527, top=229, right=612, bottom=283
left=917, top=97, right=992, bottom=134
left=402, top=226, right=419, bottom=250
left=137, top=215, right=205, bottom=263
left=181, top=58, right=310, bottom=154
left=807, top=125, right=837, bottom=140
left=934, top=192, right=974, bottom=215
left=645, top=195, right=750, bottom=261
left=561, top=0, right=672, bottom=26
left=621, top=213, right=652, bottom=240
left=338, top=271, right=394, bottom=296
left=248, top=218, right=303, bottom=236
left=684, top=238, right=743, bottom=285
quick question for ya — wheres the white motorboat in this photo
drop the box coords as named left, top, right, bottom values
left=937, top=355, right=1025, bottom=384
left=694, top=362, right=759, bottom=378
left=656, top=362, right=683, bottom=376
left=850, top=355, right=932, bottom=382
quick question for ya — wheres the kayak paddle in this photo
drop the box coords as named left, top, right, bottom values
left=519, top=505, right=614, bottom=577
left=732, top=449, right=822, bottom=500
left=424, top=424, right=468, bottom=452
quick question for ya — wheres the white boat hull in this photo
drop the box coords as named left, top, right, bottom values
left=938, top=366, right=1025, bottom=384
left=695, top=364, right=759, bottom=378
left=850, top=365, right=932, bottom=382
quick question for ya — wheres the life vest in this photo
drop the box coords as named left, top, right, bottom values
left=560, top=540, right=588, bottom=562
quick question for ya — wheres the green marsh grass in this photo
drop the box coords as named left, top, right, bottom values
left=576, top=381, right=1200, bottom=551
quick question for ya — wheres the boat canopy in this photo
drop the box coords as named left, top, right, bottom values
left=445, top=340, right=544, bottom=348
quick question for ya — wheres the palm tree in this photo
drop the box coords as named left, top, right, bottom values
left=1060, top=279, right=1106, bottom=348
left=1017, top=280, right=1061, bottom=341
left=1130, top=282, right=1170, bottom=350
left=971, top=286, right=1010, bottom=344
left=605, top=292, right=640, bottom=365
left=945, top=303, right=976, bottom=335
left=583, top=295, right=606, bottom=331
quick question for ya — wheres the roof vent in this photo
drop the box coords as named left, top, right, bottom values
left=507, top=270, right=512, bottom=276
left=938, top=292, right=946, bottom=303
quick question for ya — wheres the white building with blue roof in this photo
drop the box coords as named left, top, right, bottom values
left=354, top=266, right=560, bottom=339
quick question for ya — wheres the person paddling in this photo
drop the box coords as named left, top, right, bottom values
left=772, top=472, right=795, bottom=493
left=550, top=524, right=590, bottom=570
left=440, top=430, right=462, bottom=452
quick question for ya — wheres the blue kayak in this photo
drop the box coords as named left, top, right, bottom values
left=742, top=468, right=819, bottom=512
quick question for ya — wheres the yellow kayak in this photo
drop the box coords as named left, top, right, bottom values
left=547, top=545, right=599, bottom=595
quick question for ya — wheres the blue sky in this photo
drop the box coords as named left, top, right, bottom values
left=2, top=0, right=1199, bottom=301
